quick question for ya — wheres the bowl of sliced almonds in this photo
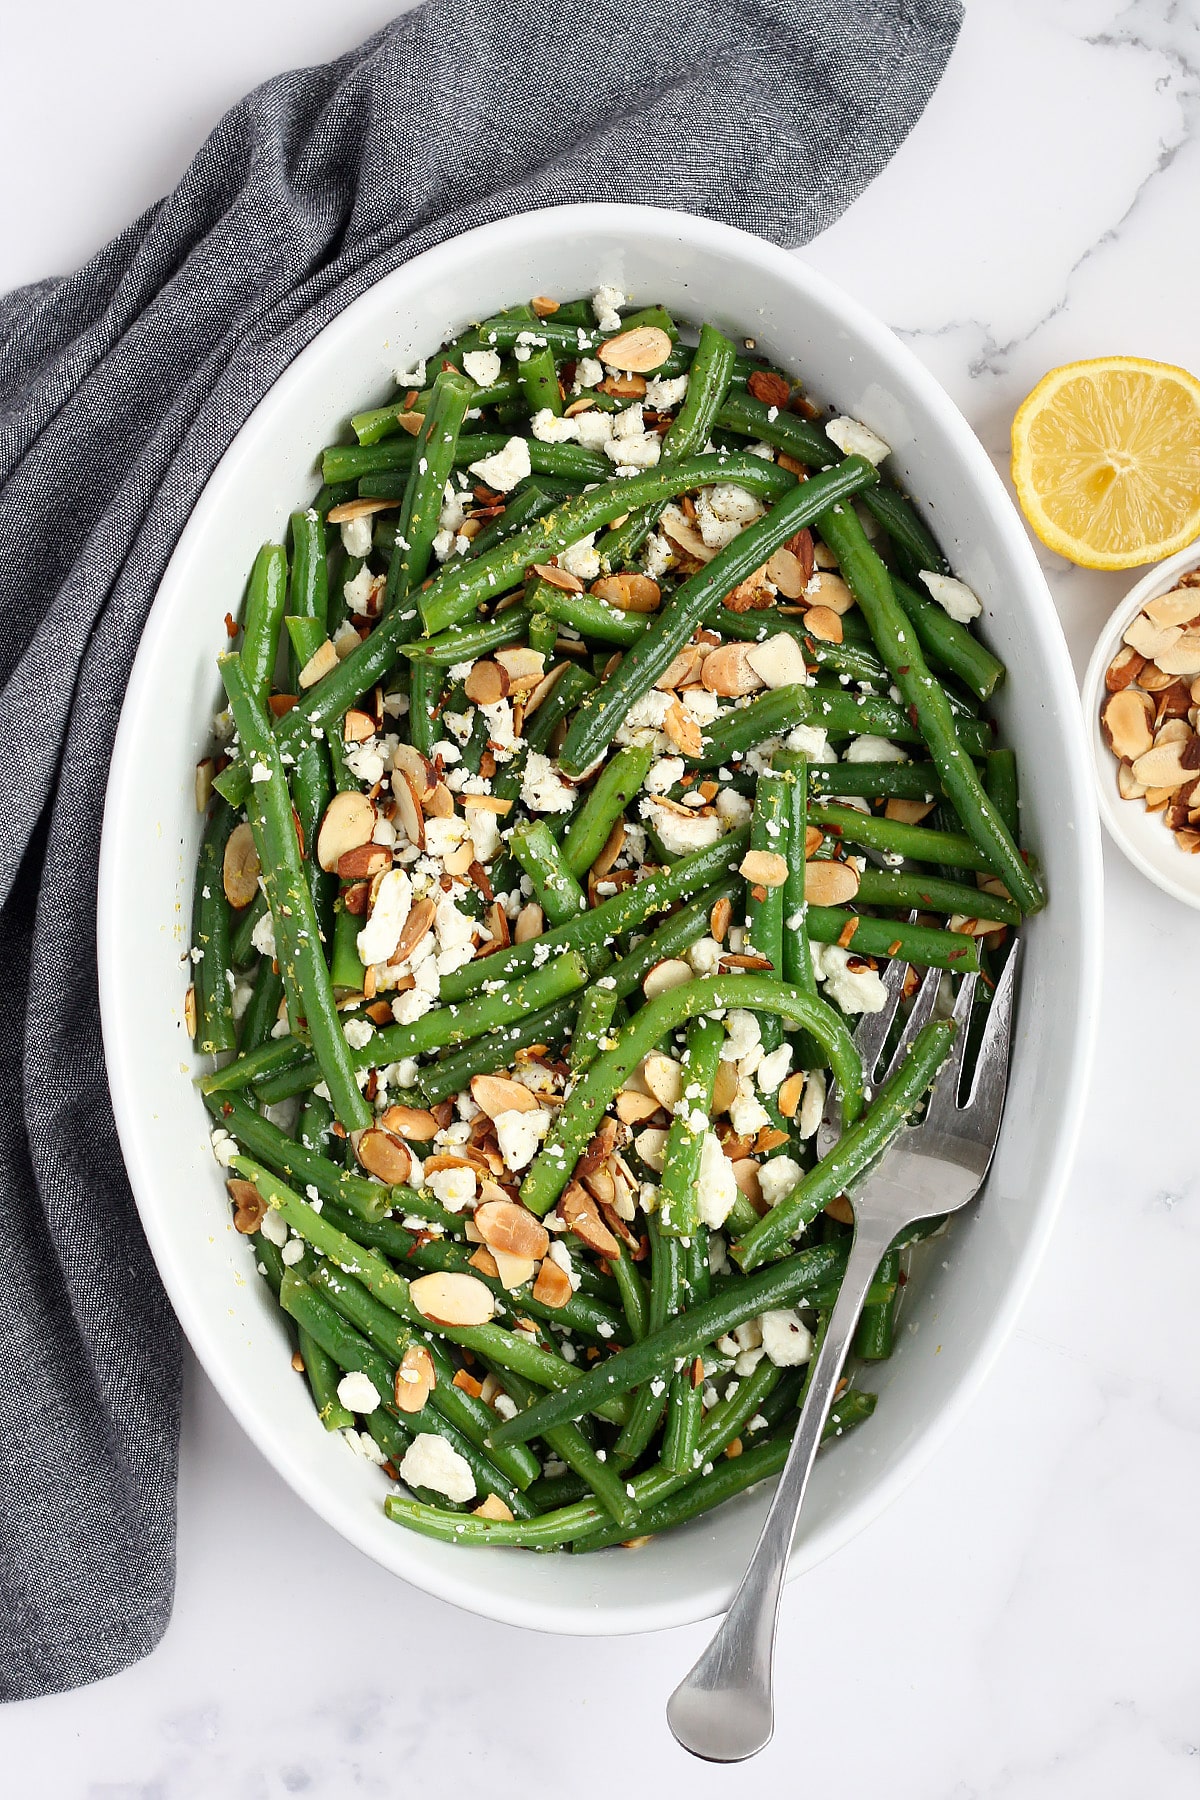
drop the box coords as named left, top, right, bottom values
left=1085, top=541, right=1200, bottom=907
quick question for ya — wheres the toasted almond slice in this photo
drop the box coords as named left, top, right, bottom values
left=195, top=758, right=216, bottom=813
left=532, top=562, right=583, bottom=595
left=806, top=571, right=855, bottom=614
left=474, top=1493, right=516, bottom=1522
left=495, top=646, right=547, bottom=690
left=491, top=1249, right=537, bottom=1291
left=355, top=1128, right=412, bottom=1186
left=702, top=641, right=765, bottom=697
left=391, top=895, right=436, bottom=967
left=1175, top=827, right=1200, bottom=852
left=471, top=1073, right=540, bottom=1118
left=392, top=742, right=436, bottom=794
left=184, top=983, right=198, bottom=1039
left=530, top=295, right=560, bottom=317
left=1116, top=758, right=1147, bottom=800
left=662, top=513, right=718, bottom=565
left=885, top=797, right=936, bottom=825
left=475, top=1199, right=550, bottom=1260
left=739, top=849, right=788, bottom=888
left=424, top=781, right=455, bottom=820
left=326, top=495, right=400, bottom=524
left=532, top=1257, right=573, bottom=1308
left=778, top=1071, right=805, bottom=1119
left=641, top=1052, right=685, bottom=1110
left=804, top=859, right=861, bottom=905
left=615, top=1089, right=664, bottom=1125
left=468, top=1245, right=501, bottom=1279
left=1105, top=644, right=1147, bottom=692
left=1145, top=786, right=1173, bottom=812
left=1101, top=687, right=1155, bottom=762
left=1124, top=612, right=1182, bottom=660
left=598, top=325, right=673, bottom=372
left=744, top=633, right=810, bottom=690
left=590, top=573, right=662, bottom=613
left=563, top=396, right=597, bottom=417
left=392, top=771, right=425, bottom=850
left=1155, top=632, right=1200, bottom=676
left=1156, top=716, right=1192, bottom=746
left=442, top=836, right=477, bottom=878
left=409, top=1270, right=496, bottom=1327
left=394, top=410, right=425, bottom=436
left=804, top=826, right=824, bottom=856
left=560, top=1182, right=621, bottom=1257
left=299, top=639, right=339, bottom=689
left=1136, top=662, right=1175, bottom=692
left=222, top=821, right=260, bottom=908
left=514, top=902, right=544, bottom=943
left=588, top=820, right=625, bottom=883
left=337, top=843, right=390, bottom=881
left=643, top=958, right=692, bottom=1000
left=393, top=1344, right=436, bottom=1414
left=227, top=1178, right=267, bottom=1234
left=317, top=790, right=376, bottom=872
left=731, top=1158, right=763, bottom=1206
left=342, top=708, right=375, bottom=745
left=655, top=644, right=705, bottom=691
left=710, top=895, right=732, bottom=942
left=464, top=660, right=509, bottom=705
left=803, top=605, right=843, bottom=644
left=1132, top=738, right=1200, bottom=789
left=599, top=372, right=647, bottom=398
left=380, top=1104, right=438, bottom=1141
left=663, top=699, right=703, bottom=757
left=765, top=547, right=808, bottom=599
left=1144, top=587, right=1200, bottom=629
left=711, top=1059, right=738, bottom=1117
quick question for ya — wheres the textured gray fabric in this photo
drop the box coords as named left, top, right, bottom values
left=0, top=0, right=961, bottom=1699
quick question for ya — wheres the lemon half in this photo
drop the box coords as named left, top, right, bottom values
left=1011, top=356, right=1200, bottom=569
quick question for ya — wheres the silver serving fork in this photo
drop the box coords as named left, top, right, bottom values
left=668, top=945, right=1020, bottom=1763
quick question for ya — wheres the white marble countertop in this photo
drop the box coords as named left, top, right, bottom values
left=5, top=3, right=1199, bottom=1794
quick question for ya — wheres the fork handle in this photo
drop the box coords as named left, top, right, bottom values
left=666, top=1212, right=897, bottom=1763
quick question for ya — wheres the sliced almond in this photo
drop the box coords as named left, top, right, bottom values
left=532, top=562, right=583, bottom=595
left=393, top=1344, right=435, bottom=1414
left=379, top=1104, right=438, bottom=1141
left=560, top=1182, right=620, bottom=1257
left=1116, top=758, right=1146, bottom=801
left=643, top=958, right=693, bottom=999
left=739, top=849, right=788, bottom=888
left=1174, top=828, right=1200, bottom=852
left=463, top=793, right=514, bottom=816
left=1101, top=687, right=1155, bottom=761
left=532, top=1258, right=573, bottom=1309
left=356, top=1128, right=412, bottom=1186
left=722, top=567, right=774, bottom=614
left=590, top=573, right=661, bottom=613
left=1137, top=661, right=1176, bottom=692
left=491, top=1249, right=537, bottom=1291
left=393, top=743, right=435, bottom=795
left=655, top=644, right=705, bottom=691
left=530, top=295, right=560, bottom=317
left=806, top=571, right=855, bottom=614
left=342, top=708, right=375, bottom=745
left=1155, top=717, right=1191, bottom=747
left=662, top=514, right=718, bottom=565
left=471, top=1073, right=540, bottom=1118
left=778, top=1071, right=805, bottom=1119
left=804, top=859, right=861, bottom=905
left=474, top=1493, right=516, bottom=1522
left=805, top=825, right=824, bottom=856
left=711, top=1059, right=739, bottom=1117
left=764, top=547, right=808, bottom=599
left=825, top=1194, right=855, bottom=1225
left=885, top=797, right=936, bottom=824
left=227, top=1178, right=267, bottom=1234
left=184, top=983, right=198, bottom=1039
left=615, top=1089, right=664, bottom=1125
left=195, top=758, right=215, bottom=813
left=475, top=1198, right=550, bottom=1260
left=392, top=771, right=425, bottom=850
left=731, top=1159, right=763, bottom=1206
left=464, top=660, right=508, bottom=705
left=632, top=1128, right=668, bottom=1173
left=702, top=641, right=764, bottom=697
left=514, top=903, right=544, bottom=943
left=408, top=1270, right=496, bottom=1327
left=317, top=790, right=376, bottom=873
left=744, top=633, right=810, bottom=690
left=590, top=820, right=626, bottom=880
left=1154, top=632, right=1200, bottom=677
left=1105, top=644, right=1147, bottom=692
left=222, top=821, right=260, bottom=909
left=803, top=605, right=843, bottom=644
left=710, top=895, right=732, bottom=942
left=1124, top=612, right=1183, bottom=661
left=663, top=700, right=703, bottom=757
left=392, top=895, right=437, bottom=967
left=442, top=835, right=477, bottom=879
left=1132, top=738, right=1200, bottom=790
left=299, top=639, right=339, bottom=689
left=468, top=1245, right=500, bottom=1278
left=495, top=646, right=547, bottom=690
left=326, top=495, right=400, bottom=523
left=1144, top=587, right=1200, bottom=629
left=524, top=663, right=565, bottom=720
left=597, top=325, right=673, bottom=372
left=598, top=372, right=647, bottom=399
left=337, top=843, right=390, bottom=881
left=641, top=1052, right=685, bottom=1110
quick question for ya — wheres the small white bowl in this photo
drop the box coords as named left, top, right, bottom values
left=1081, top=542, right=1200, bottom=911
left=98, top=204, right=1102, bottom=1636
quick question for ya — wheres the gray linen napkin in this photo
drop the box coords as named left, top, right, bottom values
left=0, top=0, right=961, bottom=1698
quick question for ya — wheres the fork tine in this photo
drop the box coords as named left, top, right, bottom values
left=878, top=964, right=943, bottom=1085
left=921, top=970, right=979, bottom=1121
left=850, top=952, right=910, bottom=1078
left=959, top=942, right=1020, bottom=1140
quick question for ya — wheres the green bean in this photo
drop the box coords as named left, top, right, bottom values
left=717, top=608, right=889, bottom=688
left=808, top=688, right=993, bottom=758
left=520, top=972, right=863, bottom=1219
left=496, top=1369, right=635, bottom=1529
left=309, top=1259, right=541, bottom=1491
left=218, top=655, right=370, bottom=1131
left=408, top=658, right=437, bottom=759
left=517, top=341, right=563, bottom=417
left=733, top=1018, right=955, bottom=1269
left=659, top=1017, right=725, bottom=1241
left=201, top=1089, right=393, bottom=1223
left=351, top=376, right=520, bottom=446
left=614, top=1215, right=682, bottom=1464
left=240, top=543, right=288, bottom=709
left=329, top=893, right=368, bottom=996
left=415, top=997, right=579, bottom=1105
left=559, top=458, right=877, bottom=778
left=286, top=511, right=329, bottom=690
left=596, top=321, right=738, bottom=569
left=769, top=752, right=818, bottom=998
left=805, top=761, right=944, bottom=802
left=296, top=1328, right=355, bottom=1431
left=611, top=1244, right=650, bottom=1343
left=510, top=819, right=586, bottom=926
left=526, top=583, right=646, bottom=647
left=467, top=303, right=678, bottom=356
left=400, top=608, right=533, bottom=665
left=238, top=957, right=284, bottom=1054
left=349, top=436, right=610, bottom=494
left=230, top=889, right=269, bottom=967
left=190, top=800, right=238, bottom=1055
left=855, top=866, right=1021, bottom=927
left=854, top=1249, right=900, bottom=1360
left=808, top=800, right=999, bottom=878
left=588, top=881, right=741, bottom=1005
left=560, top=743, right=654, bottom=878
left=199, top=1032, right=308, bottom=1094
left=984, top=747, right=1020, bottom=842
left=462, top=479, right=564, bottom=561
left=806, top=907, right=980, bottom=972
left=569, top=981, right=620, bottom=1072
left=299, top=1091, right=335, bottom=1157
left=384, top=368, right=475, bottom=618
left=892, top=576, right=1004, bottom=703
left=683, top=684, right=811, bottom=771
left=489, top=1238, right=846, bottom=1446
left=290, top=734, right=335, bottom=948
left=817, top=503, right=1044, bottom=914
